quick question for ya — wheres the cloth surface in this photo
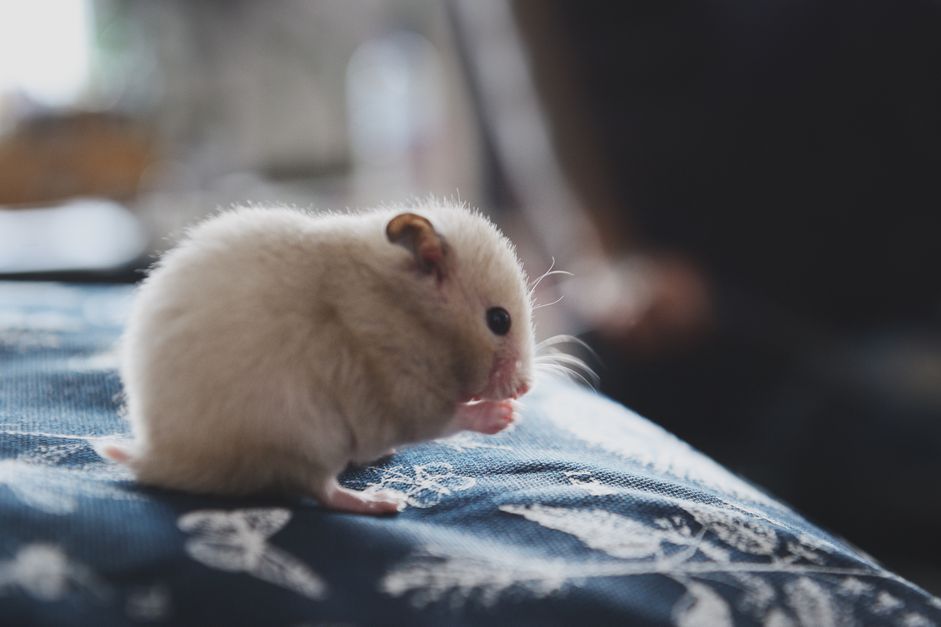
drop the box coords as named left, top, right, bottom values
left=0, top=281, right=939, bottom=626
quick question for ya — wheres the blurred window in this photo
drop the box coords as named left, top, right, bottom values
left=0, top=1, right=92, bottom=109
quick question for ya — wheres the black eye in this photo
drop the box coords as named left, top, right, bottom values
left=486, top=307, right=511, bottom=335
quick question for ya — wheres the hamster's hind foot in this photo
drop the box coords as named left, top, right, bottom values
left=315, top=478, right=405, bottom=516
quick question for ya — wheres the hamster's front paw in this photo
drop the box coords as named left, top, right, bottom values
left=455, top=400, right=516, bottom=435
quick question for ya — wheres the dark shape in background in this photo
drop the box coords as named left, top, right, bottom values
left=495, top=0, right=941, bottom=590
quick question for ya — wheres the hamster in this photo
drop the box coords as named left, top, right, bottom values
left=103, top=203, right=535, bottom=515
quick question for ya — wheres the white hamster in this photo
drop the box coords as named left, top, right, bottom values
left=103, top=203, right=535, bottom=514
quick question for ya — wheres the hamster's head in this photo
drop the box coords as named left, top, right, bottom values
left=386, top=209, right=534, bottom=402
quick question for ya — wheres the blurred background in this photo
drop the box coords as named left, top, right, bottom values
left=1, top=0, right=939, bottom=592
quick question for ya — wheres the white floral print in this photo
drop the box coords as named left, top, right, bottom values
left=178, top=508, right=325, bottom=600
left=382, top=491, right=935, bottom=627
left=434, top=432, right=512, bottom=453
left=358, top=463, right=476, bottom=509
left=0, top=544, right=108, bottom=601
left=381, top=543, right=571, bottom=608
left=0, top=438, right=139, bottom=514
left=563, top=470, right=618, bottom=496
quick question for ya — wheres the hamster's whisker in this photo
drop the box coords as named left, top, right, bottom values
left=534, top=344, right=599, bottom=389
left=528, top=257, right=573, bottom=298
left=529, top=270, right=572, bottom=295
left=533, top=295, right=565, bottom=310
left=528, top=257, right=557, bottom=295
left=536, top=334, right=592, bottom=353
left=536, top=334, right=601, bottom=367
left=535, top=361, right=598, bottom=390
left=536, top=353, right=598, bottom=382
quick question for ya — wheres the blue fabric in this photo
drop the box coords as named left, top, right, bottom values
left=1, top=281, right=939, bottom=627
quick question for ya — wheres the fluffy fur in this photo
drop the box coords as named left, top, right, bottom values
left=109, top=203, right=535, bottom=514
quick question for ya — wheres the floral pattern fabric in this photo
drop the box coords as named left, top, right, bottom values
left=0, top=282, right=939, bottom=626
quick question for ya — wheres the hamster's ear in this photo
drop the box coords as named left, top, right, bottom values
left=386, top=212, right=448, bottom=278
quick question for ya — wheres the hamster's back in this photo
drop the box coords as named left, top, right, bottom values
left=119, top=208, right=369, bottom=493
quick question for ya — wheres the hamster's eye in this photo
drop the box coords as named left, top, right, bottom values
left=486, top=307, right=511, bottom=336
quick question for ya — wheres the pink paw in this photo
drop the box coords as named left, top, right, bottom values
left=317, top=480, right=405, bottom=516
left=455, top=400, right=516, bottom=435
left=477, top=401, right=515, bottom=434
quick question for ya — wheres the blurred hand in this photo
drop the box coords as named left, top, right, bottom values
left=574, top=254, right=714, bottom=355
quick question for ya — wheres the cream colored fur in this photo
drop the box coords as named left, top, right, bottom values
left=114, top=203, right=534, bottom=501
